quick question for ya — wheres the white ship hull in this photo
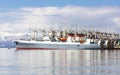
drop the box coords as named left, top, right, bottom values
left=14, top=40, right=102, bottom=50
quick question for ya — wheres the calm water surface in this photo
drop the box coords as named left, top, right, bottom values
left=0, top=48, right=120, bottom=75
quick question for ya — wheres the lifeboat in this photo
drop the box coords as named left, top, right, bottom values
left=58, top=38, right=67, bottom=42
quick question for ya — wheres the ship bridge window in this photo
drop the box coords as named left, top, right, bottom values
left=15, top=42, right=19, bottom=45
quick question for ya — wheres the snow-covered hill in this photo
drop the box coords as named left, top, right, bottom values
left=0, top=34, right=31, bottom=48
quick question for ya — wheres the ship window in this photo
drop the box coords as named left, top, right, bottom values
left=15, top=42, right=19, bottom=45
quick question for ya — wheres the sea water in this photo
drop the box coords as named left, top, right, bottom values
left=0, top=48, right=120, bottom=75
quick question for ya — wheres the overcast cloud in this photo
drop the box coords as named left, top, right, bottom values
left=0, top=6, right=120, bottom=36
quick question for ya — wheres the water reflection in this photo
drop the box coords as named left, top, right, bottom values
left=0, top=49, right=120, bottom=75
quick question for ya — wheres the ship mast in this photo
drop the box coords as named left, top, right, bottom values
left=32, top=30, right=37, bottom=41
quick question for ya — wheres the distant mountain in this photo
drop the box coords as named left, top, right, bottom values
left=0, top=41, right=15, bottom=48
left=0, top=34, right=31, bottom=48
left=4, top=34, right=31, bottom=41
left=0, top=36, right=7, bottom=41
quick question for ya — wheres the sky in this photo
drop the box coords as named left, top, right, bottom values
left=0, top=0, right=120, bottom=36
left=0, top=0, right=120, bottom=8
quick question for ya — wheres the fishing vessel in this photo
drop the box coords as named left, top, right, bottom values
left=14, top=29, right=119, bottom=50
